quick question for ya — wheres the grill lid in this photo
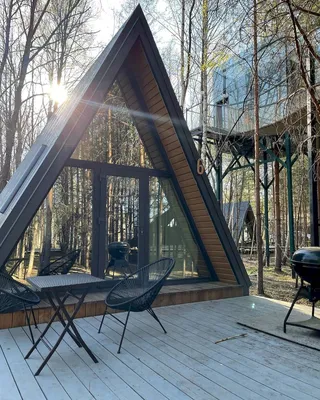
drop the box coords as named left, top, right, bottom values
left=108, top=242, right=130, bottom=259
left=292, top=247, right=320, bottom=265
left=292, top=247, right=320, bottom=286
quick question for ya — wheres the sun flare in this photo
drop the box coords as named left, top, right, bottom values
left=49, top=83, right=68, bottom=105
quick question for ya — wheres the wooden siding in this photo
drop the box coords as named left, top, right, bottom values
left=120, top=40, right=237, bottom=284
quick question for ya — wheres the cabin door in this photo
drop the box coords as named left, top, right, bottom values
left=94, top=172, right=149, bottom=279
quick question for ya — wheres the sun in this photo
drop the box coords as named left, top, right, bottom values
left=49, top=83, right=68, bottom=105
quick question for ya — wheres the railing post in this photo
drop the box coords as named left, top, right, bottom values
left=216, top=144, right=223, bottom=206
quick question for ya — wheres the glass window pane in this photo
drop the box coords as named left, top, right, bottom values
left=105, top=176, right=139, bottom=278
left=71, top=82, right=153, bottom=168
left=7, top=167, right=93, bottom=282
left=52, top=167, right=93, bottom=274
left=149, top=177, right=203, bottom=279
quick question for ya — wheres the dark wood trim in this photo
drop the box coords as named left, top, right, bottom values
left=139, top=175, right=149, bottom=267
left=65, top=158, right=170, bottom=178
left=97, top=169, right=107, bottom=278
left=91, top=170, right=101, bottom=277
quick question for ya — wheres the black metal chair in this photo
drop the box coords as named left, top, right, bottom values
left=39, top=249, right=80, bottom=276
left=0, top=272, right=40, bottom=343
left=98, top=257, right=175, bottom=353
left=1, top=258, right=27, bottom=277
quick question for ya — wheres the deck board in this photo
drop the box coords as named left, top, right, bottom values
left=151, top=306, right=320, bottom=398
left=37, top=324, right=120, bottom=400
left=9, top=327, right=71, bottom=400
left=0, top=329, right=45, bottom=400
left=1, top=296, right=320, bottom=399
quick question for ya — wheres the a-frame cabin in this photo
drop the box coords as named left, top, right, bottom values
left=0, top=6, right=250, bottom=295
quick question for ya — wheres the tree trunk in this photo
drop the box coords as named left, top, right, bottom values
left=200, top=0, right=208, bottom=169
left=253, top=0, right=264, bottom=295
left=180, top=0, right=185, bottom=108
left=0, top=0, right=37, bottom=190
left=27, top=215, right=39, bottom=277
left=282, top=233, right=290, bottom=265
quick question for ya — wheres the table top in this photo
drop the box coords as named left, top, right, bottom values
left=27, top=273, right=104, bottom=292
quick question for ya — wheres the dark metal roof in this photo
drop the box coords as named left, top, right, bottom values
left=0, top=6, right=250, bottom=292
left=222, top=202, right=255, bottom=245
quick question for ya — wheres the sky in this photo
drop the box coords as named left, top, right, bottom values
left=93, top=0, right=172, bottom=53
left=94, top=0, right=124, bottom=46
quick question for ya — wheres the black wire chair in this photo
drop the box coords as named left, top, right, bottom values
left=39, top=249, right=80, bottom=276
left=1, top=258, right=27, bottom=277
left=0, top=272, right=40, bottom=343
left=98, top=257, right=175, bottom=353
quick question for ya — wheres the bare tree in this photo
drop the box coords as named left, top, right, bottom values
left=0, top=0, right=94, bottom=190
left=39, top=0, right=96, bottom=269
left=253, top=0, right=264, bottom=294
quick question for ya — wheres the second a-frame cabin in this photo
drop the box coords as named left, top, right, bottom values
left=0, top=6, right=250, bottom=295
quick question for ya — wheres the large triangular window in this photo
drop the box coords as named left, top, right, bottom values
left=71, top=81, right=165, bottom=170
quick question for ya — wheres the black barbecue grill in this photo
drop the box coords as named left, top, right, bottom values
left=108, top=242, right=130, bottom=260
left=105, top=242, right=133, bottom=278
left=284, top=247, right=320, bottom=333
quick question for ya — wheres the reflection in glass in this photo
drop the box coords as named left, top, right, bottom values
left=7, top=167, right=93, bottom=281
left=149, top=177, right=201, bottom=279
left=105, top=176, right=139, bottom=279
left=71, top=82, right=153, bottom=168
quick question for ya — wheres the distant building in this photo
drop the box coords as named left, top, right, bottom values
left=188, top=42, right=318, bottom=137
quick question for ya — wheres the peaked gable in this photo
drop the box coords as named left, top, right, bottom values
left=0, top=6, right=250, bottom=292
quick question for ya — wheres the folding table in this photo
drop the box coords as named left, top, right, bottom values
left=25, top=274, right=104, bottom=375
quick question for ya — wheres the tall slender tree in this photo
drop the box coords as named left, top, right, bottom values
left=253, top=0, right=264, bottom=294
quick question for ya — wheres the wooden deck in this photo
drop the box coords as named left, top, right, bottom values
left=1, top=296, right=320, bottom=400
left=0, top=282, right=244, bottom=330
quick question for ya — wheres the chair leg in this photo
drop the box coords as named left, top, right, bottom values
left=24, top=306, right=35, bottom=344
left=98, top=306, right=107, bottom=333
left=118, top=306, right=131, bottom=354
left=312, top=301, right=315, bottom=317
left=147, top=307, right=167, bottom=334
left=31, top=307, right=38, bottom=329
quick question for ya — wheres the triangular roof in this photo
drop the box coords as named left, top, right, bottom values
left=223, top=202, right=255, bottom=245
left=0, top=6, right=250, bottom=292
